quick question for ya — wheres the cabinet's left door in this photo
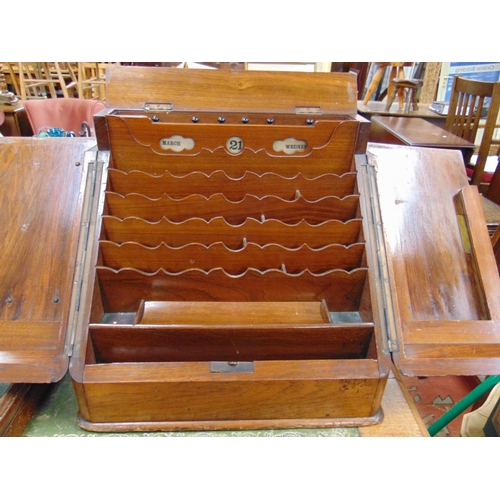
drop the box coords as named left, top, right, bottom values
left=0, top=137, right=97, bottom=383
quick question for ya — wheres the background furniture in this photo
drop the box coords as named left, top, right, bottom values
left=19, top=62, right=78, bottom=100
left=0, top=101, right=32, bottom=136
left=369, top=116, right=476, bottom=161
left=358, top=100, right=447, bottom=127
left=445, top=76, right=500, bottom=188
left=77, top=62, right=119, bottom=100
left=385, top=78, right=423, bottom=113
left=363, top=62, right=414, bottom=106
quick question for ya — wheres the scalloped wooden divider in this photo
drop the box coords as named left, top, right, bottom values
left=107, top=169, right=358, bottom=200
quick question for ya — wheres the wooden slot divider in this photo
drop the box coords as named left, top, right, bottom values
left=88, top=322, right=375, bottom=364
left=101, top=216, right=364, bottom=248
left=94, top=267, right=369, bottom=314
left=104, top=192, right=360, bottom=224
left=98, top=240, right=366, bottom=274
left=107, top=169, right=358, bottom=200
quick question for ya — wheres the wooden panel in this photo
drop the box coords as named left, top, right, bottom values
left=106, top=117, right=359, bottom=177
left=373, top=145, right=488, bottom=321
left=105, top=66, right=358, bottom=115
left=369, top=144, right=500, bottom=375
left=0, top=138, right=95, bottom=382
left=80, top=359, right=381, bottom=423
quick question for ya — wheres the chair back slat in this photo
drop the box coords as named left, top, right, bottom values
left=446, top=76, right=500, bottom=186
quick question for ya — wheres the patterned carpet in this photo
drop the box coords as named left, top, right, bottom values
left=399, top=375, right=482, bottom=437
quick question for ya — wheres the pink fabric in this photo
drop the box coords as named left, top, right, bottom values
left=24, top=98, right=105, bottom=136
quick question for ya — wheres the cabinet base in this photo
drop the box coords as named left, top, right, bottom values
left=76, top=408, right=384, bottom=433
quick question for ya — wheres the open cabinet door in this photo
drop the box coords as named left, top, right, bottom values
left=0, top=137, right=96, bottom=383
left=365, top=143, right=500, bottom=376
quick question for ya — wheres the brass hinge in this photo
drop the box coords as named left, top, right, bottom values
left=65, top=156, right=104, bottom=357
left=144, top=102, right=173, bottom=112
left=356, top=154, right=399, bottom=355
left=294, top=106, right=322, bottom=115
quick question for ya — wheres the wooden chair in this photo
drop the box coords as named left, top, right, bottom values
left=484, top=150, right=500, bottom=203
left=19, top=62, right=78, bottom=100
left=77, top=62, right=119, bottom=100
left=2, top=62, right=21, bottom=97
left=445, top=76, right=500, bottom=188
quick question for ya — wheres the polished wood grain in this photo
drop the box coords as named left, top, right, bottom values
left=369, top=116, right=476, bottom=161
left=105, top=66, right=358, bottom=115
left=0, top=137, right=96, bottom=383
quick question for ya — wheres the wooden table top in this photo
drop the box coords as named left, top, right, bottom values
left=358, top=100, right=445, bottom=120
left=371, top=116, right=476, bottom=150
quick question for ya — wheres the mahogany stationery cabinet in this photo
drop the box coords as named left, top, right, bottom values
left=1, top=67, right=500, bottom=432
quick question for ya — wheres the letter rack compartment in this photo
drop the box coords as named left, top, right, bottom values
left=1, top=67, right=500, bottom=432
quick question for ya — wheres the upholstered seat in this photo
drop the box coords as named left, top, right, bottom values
left=24, top=98, right=105, bottom=136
